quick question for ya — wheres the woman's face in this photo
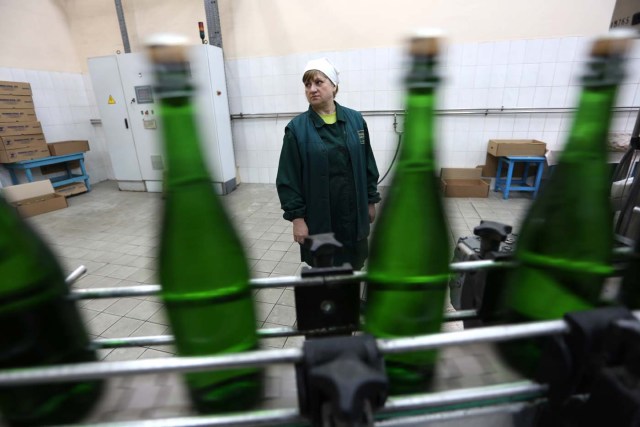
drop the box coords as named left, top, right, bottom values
left=304, top=72, right=335, bottom=110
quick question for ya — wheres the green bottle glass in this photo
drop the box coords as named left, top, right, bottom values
left=364, top=33, right=450, bottom=395
left=0, top=197, right=103, bottom=426
left=148, top=36, right=262, bottom=413
left=497, top=31, right=635, bottom=376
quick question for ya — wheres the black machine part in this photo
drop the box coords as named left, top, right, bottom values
left=295, top=334, right=388, bottom=426
left=449, top=221, right=517, bottom=318
left=295, top=233, right=360, bottom=334
left=534, top=307, right=640, bottom=427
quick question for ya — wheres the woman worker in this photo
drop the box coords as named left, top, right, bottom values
left=276, top=58, right=381, bottom=270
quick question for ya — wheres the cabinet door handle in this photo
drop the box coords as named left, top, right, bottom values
left=124, top=118, right=129, bottom=129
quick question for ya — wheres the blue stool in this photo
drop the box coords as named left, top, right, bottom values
left=3, top=152, right=91, bottom=191
left=494, top=155, right=545, bottom=199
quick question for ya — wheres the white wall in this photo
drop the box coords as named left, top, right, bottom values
left=226, top=36, right=640, bottom=184
left=0, top=0, right=113, bottom=187
left=0, top=0, right=636, bottom=187
left=219, top=0, right=617, bottom=59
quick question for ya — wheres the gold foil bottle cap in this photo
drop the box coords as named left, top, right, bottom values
left=145, top=33, right=190, bottom=64
left=409, top=29, right=444, bottom=56
left=591, top=28, right=637, bottom=57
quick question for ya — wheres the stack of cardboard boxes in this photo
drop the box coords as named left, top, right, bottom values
left=0, top=81, right=49, bottom=163
left=440, top=139, right=548, bottom=198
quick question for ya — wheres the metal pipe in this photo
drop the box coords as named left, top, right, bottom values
left=64, top=381, right=543, bottom=427
left=67, top=258, right=515, bottom=300
left=230, top=106, right=638, bottom=121
left=5, top=314, right=638, bottom=385
left=73, top=408, right=303, bottom=427
left=380, top=380, right=546, bottom=415
left=377, top=319, right=567, bottom=354
left=65, top=265, right=87, bottom=285
left=0, top=348, right=302, bottom=386
left=91, top=311, right=477, bottom=349
left=376, top=402, right=533, bottom=427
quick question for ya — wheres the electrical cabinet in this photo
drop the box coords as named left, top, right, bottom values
left=88, top=45, right=237, bottom=194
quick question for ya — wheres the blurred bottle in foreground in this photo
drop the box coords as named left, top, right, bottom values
left=364, top=31, right=450, bottom=395
left=147, top=34, right=263, bottom=412
left=496, top=30, right=636, bottom=376
left=0, top=197, right=103, bottom=426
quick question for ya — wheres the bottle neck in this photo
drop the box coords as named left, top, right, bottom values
left=399, top=54, right=439, bottom=168
left=560, top=53, right=624, bottom=161
left=154, top=65, right=211, bottom=188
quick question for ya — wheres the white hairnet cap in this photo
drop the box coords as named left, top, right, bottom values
left=303, top=58, right=340, bottom=86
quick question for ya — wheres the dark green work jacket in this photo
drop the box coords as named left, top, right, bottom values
left=276, top=103, right=381, bottom=266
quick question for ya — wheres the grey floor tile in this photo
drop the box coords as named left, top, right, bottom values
left=265, top=304, right=297, bottom=326
left=102, top=317, right=146, bottom=338
left=131, top=321, right=169, bottom=337
left=269, top=240, right=292, bottom=251
left=253, top=259, right=278, bottom=273
left=103, top=347, right=147, bottom=361
left=277, top=289, right=296, bottom=307
left=87, top=312, right=122, bottom=336
left=255, top=288, right=285, bottom=304
left=255, top=301, right=275, bottom=322
left=252, top=239, right=275, bottom=249
left=261, top=250, right=286, bottom=262
left=126, top=300, right=163, bottom=321
left=272, top=261, right=300, bottom=275
left=104, top=298, right=143, bottom=316
left=139, top=348, right=173, bottom=359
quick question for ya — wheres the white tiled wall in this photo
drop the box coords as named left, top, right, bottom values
left=0, top=67, right=111, bottom=188
left=1, top=35, right=639, bottom=189
left=226, top=36, right=640, bottom=184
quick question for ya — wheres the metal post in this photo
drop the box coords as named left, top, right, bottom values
left=113, top=0, right=131, bottom=53
left=203, top=0, right=223, bottom=48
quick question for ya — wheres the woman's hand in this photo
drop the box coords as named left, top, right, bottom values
left=292, top=218, right=309, bottom=244
left=368, top=203, right=376, bottom=223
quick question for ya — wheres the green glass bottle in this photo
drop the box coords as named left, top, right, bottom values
left=0, top=197, right=103, bottom=426
left=497, top=31, right=635, bottom=376
left=364, top=32, right=450, bottom=395
left=148, top=35, right=262, bottom=413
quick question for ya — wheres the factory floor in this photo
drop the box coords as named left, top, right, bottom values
left=26, top=180, right=536, bottom=425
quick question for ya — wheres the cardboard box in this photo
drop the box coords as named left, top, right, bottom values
left=1, top=180, right=67, bottom=217
left=0, top=146, right=50, bottom=163
left=482, top=139, right=547, bottom=177
left=0, top=108, right=36, bottom=122
left=55, top=182, right=87, bottom=197
left=0, top=133, right=46, bottom=150
left=41, top=161, right=81, bottom=175
left=487, top=139, right=547, bottom=157
left=0, top=81, right=32, bottom=96
left=440, top=168, right=491, bottom=198
left=0, top=121, right=42, bottom=137
left=47, top=140, right=90, bottom=156
left=0, top=95, right=34, bottom=109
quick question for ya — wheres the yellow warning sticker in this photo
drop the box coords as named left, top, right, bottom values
left=108, top=95, right=116, bottom=105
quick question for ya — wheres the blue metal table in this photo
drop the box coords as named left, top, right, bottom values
left=494, top=155, right=545, bottom=199
left=3, top=152, right=91, bottom=191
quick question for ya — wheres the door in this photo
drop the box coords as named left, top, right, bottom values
left=88, top=56, right=143, bottom=183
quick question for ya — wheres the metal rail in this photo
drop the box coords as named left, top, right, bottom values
left=67, top=258, right=516, bottom=300
left=230, top=106, right=639, bottom=121
left=64, top=381, right=545, bottom=427
left=91, top=311, right=477, bottom=349
left=3, top=313, right=637, bottom=386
